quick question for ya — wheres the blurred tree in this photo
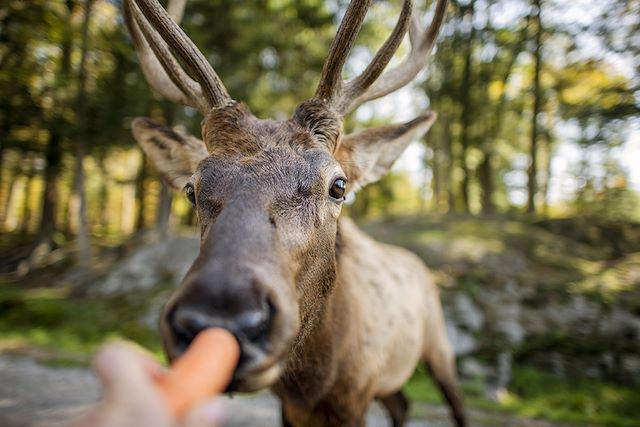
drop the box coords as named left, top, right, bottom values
left=38, top=1, right=78, bottom=250
left=72, top=0, right=96, bottom=267
left=525, top=0, right=542, bottom=214
left=0, top=0, right=638, bottom=270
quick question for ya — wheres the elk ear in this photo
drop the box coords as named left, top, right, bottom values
left=131, top=117, right=208, bottom=190
left=336, top=112, right=437, bottom=193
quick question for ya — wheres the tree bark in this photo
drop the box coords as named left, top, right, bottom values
left=430, top=142, right=441, bottom=212
left=20, top=157, right=34, bottom=235
left=38, top=132, right=62, bottom=245
left=36, top=1, right=77, bottom=248
left=155, top=181, right=173, bottom=238
left=96, top=156, right=109, bottom=232
left=527, top=0, right=543, bottom=214
left=72, top=0, right=95, bottom=268
left=0, top=145, right=4, bottom=221
left=135, top=153, right=147, bottom=232
left=442, top=102, right=455, bottom=212
left=458, top=0, right=476, bottom=213
left=478, top=153, right=494, bottom=214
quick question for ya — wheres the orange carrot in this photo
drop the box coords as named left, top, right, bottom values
left=157, top=328, right=240, bottom=417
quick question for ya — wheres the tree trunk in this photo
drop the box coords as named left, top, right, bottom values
left=0, top=147, right=10, bottom=227
left=541, top=138, right=552, bottom=216
left=527, top=0, right=543, bottom=214
left=36, top=1, right=76, bottom=248
left=443, top=103, right=455, bottom=212
left=155, top=181, right=173, bottom=237
left=38, top=132, right=62, bottom=245
left=0, top=146, right=4, bottom=221
left=430, top=143, right=441, bottom=212
left=2, top=166, right=21, bottom=231
left=20, top=157, right=34, bottom=235
left=458, top=0, right=476, bottom=213
left=135, top=153, right=147, bottom=232
left=72, top=0, right=95, bottom=268
left=96, top=156, right=109, bottom=232
left=478, top=152, right=494, bottom=214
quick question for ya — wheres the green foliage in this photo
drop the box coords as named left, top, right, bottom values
left=1, top=0, right=639, bottom=240
left=0, top=283, right=166, bottom=364
left=364, top=215, right=640, bottom=300
left=406, top=364, right=640, bottom=427
left=505, top=367, right=640, bottom=427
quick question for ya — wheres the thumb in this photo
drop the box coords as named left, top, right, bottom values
left=181, top=398, right=225, bottom=427
left=92, top=341, right=165, bottom=404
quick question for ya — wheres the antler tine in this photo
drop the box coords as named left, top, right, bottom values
left=350, top=0, right=449, bottom=110
left=124, top=0, right=210, bottom=113
left=124, top=0, right=195, bottom=109
left=133, top=0, right=231, bottom=110
left=314, top=0, right=373, bottom=103
left=337, top=0, right=414, bottom=114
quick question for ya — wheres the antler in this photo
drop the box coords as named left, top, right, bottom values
left=315, top=0, right=449, bottom=116
left=123, top=0, right=232, bottom=114
left=125, top=0, right=448, bottom=118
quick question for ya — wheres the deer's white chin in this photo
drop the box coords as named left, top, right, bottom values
left=232, top=362, right=282, bottom=392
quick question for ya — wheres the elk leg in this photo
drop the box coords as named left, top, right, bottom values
left=281, top=403, right=294, bottom=427
left=378, top=390, right=409, bottom=427
left=423, top=347, right=467, bottom=427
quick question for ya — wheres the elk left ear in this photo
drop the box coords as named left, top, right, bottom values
left=336, top=112, right=437, bottom=193
left=131, top=117, right=208, bottom=190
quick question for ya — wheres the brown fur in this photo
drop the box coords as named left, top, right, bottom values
left=132, top=101, right=466, bottom=426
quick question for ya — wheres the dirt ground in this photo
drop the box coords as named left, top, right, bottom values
left=0, top=355, right=571, bottom=427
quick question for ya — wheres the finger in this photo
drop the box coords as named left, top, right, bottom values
left=181, top=398, right=225, bottom=427
left=92, top=341, right=165, bottom=402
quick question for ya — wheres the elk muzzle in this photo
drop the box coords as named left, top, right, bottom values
left=161, top=203, right=298, bottom=392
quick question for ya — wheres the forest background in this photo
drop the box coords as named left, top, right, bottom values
left=0, top=1, right=639, bottom=426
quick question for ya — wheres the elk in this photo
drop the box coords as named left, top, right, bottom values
left=123, top=0, right=465, bottom=425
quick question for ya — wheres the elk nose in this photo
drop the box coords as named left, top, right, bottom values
left=168, top=296, right=274, bottom=357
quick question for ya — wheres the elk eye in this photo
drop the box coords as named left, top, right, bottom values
left=184, top=183, right=196, bottom=205
left=329, top=178, right=347, bottom=201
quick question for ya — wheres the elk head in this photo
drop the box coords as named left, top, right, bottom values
left=124, top=0, right=448, bottom=392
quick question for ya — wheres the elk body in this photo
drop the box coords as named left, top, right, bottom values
left=124, top=0, right=466, bottom=426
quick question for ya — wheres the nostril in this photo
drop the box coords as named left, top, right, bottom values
left=175, top=308, right=210, bottom=334
left=237, top=296, right=276, bottom=346
left=171, top=307, right=214, bottom=351
left=166, top=291, right=277, bottom=362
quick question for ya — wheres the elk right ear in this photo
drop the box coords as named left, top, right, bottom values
left=335, top=112, right=437, bottom=193
left=131, top=118, right=208, bottom=190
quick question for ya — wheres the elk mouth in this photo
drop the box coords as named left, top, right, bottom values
left=166, top=329, right=284, bottom=392
left=224, top=328, right=283, bottom=392
left=163, top=306, right=287, bottom=393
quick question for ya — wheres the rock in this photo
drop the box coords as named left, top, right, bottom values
left=599, top=305, right=640, bottom=342
left=445, top=322, right=477, bottom=356
left=451, top=293, right=484, bottom=331
left=622, top=355, right=640, bottom=377
left=95, top=235, right=199, bottom=295
left=484, top=352, right=512, bottom=401
left=139, top=290, right=172, bottom=329
left=477, top=281, right=525, bottom=345
left=461, top=358, right=488, bottom=379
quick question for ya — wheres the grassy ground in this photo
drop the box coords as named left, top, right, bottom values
left=405, top=367, right=640, bottom=427
left=365, top=215, right=640, bottom=427
left=2, top=278, right=638, bottom=426
left=1, top=214, right=640, bottom=426
left=0, top=281, right=166, bottom=365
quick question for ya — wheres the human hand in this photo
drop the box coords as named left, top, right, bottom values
left=71, top=341, right=224, bottom=427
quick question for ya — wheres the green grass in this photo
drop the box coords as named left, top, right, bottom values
left=0, top=283, right=166, bottom=364
left=405, top=365, right=640, bottom=427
